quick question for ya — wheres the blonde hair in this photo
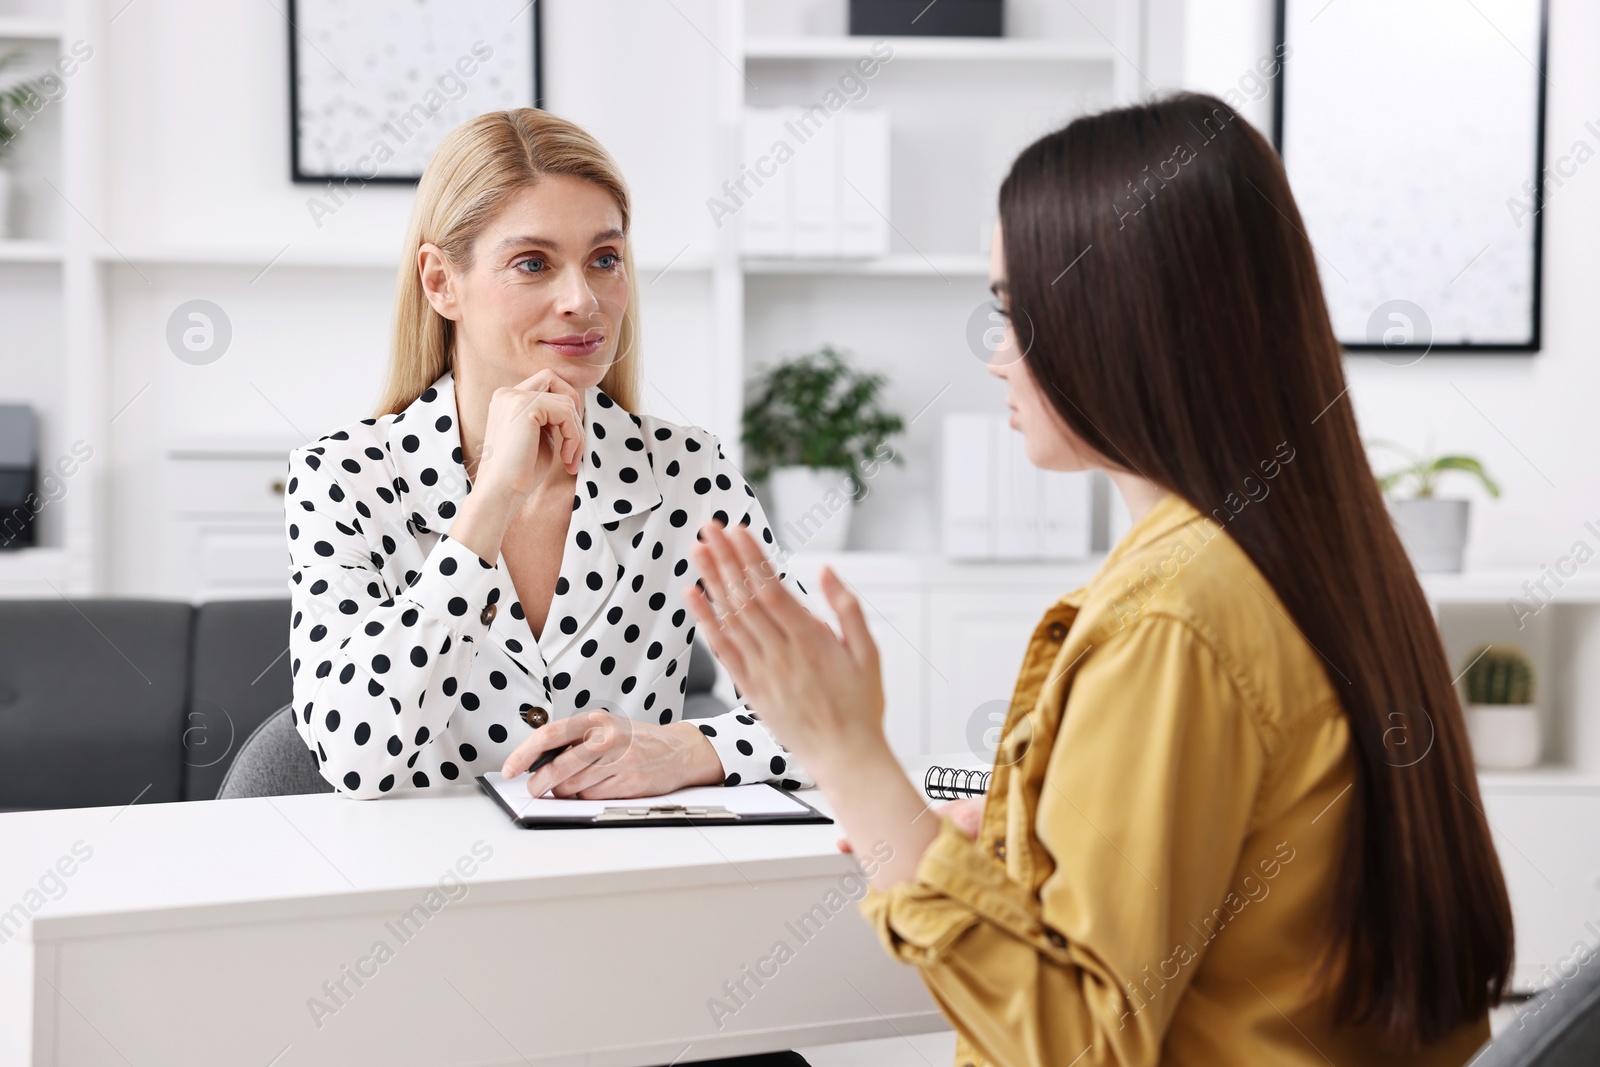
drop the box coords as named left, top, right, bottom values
left=377, top=108, right=643, bottom=417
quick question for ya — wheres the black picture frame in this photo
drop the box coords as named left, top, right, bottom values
left=288, top=0, right=543, bottom=186
left=1272, top=0, right=1548, bottom=354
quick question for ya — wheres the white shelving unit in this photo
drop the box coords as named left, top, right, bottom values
left=0, top=0, right=97, bottom=596
left=701, top=0, right=1144, bottom=565
left=1419, top=571, right=1600, bottom=791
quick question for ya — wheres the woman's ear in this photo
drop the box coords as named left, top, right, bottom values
left=417, top=242, right=460, bottom=320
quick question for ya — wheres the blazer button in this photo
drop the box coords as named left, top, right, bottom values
left=480, top=603, right=497, bottom=625
left=521, top=705, right=548, bottom=727
left=993, top=837, right=1006, bottom=860
left=1044, top=927, right=1067, bottom=948
left=1046, top=620, right=1067, bottom=641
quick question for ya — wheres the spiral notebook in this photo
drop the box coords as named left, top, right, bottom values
left=923, top=764, right=992, bottom=799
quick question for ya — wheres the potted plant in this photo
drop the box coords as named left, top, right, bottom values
left=1368, top=438, right=1500, bottom=573
left=1459, top=644, right=1540, bottom=770
left=742, top=344, right=904, bottom=552
left=0, top=50, right=52, bottom=241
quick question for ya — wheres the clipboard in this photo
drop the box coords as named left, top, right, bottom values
left=475, top=774, right=833, bottom=830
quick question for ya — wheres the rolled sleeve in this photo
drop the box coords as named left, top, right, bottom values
left=860, top=816, right=1062, bottom=964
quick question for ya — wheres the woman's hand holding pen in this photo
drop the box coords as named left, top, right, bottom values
left=499, top=708, right=724, bottom=799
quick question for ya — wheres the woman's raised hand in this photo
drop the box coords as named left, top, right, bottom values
left=683, top=518, right=887, bottom=786
left=473, top=369, right=586, bottom=502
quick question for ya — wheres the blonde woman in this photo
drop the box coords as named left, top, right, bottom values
left=283, top=109, right=811, bottom=814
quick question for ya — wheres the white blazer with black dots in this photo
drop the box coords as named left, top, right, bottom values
left=283, top=370, right=813, bottom=799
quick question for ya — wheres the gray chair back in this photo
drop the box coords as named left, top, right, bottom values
left=182, top=599, right=296, bottom=800
left=215, top=703, right=334, bottom=800
left=1477, top=964, right=1600, bottom=1066
left=682, top=637, right=728, bottom=719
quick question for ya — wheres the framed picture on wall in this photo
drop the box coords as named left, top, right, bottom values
left=1274, top=0, right=1548, bottom=354
left=288, top=0, right=542, bottom=185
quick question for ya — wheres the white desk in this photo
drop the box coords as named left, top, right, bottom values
left=0, top=784, right=946, bottom=1067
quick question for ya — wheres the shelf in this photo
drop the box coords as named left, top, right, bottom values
left=744, top=36, right=1117, bottom=63
left=0, top=240, right=63, bottom=263
left=0, top=546, right=70, bottom=587
left=169, top=435, right=304, bottom=459
left=1420, top=570, right=1600, bottom=605
left=0, top=17, right=63, bottom=40
left=94, top=243, right=402, bottom=270
left=1476, top=766, right=1600, bottom=792
left=786, top=549, right=1107, bottom=586
left=744, top=253, right=990, bottom=277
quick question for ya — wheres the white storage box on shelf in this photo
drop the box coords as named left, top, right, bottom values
left=738, top=105, right=890, bottom=258
left=941, top=411, right=1092, bottom=561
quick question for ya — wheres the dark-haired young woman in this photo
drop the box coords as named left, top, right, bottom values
left=683, top=92, right=1513, bottom=1067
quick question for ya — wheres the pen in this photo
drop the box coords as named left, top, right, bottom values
left=526, top=741, right=572, bottom=777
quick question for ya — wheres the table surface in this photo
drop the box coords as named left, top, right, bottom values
left=1, top=753, right=985, bottom=944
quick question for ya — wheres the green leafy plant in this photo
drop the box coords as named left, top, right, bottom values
left=1461, top=644, right=1534, bottom=705
left=0, top=50, right=52, bottom=163
left=1367, top=438, right=1501, bottom=501
left=742, top=344, right=904, bottom=496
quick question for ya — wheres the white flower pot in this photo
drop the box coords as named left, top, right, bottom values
left=1389, top=497, right=1470, bottom=573
left=766, top=465, right=855, bottom=552
left=1464, top=703, right=1541, bottom=770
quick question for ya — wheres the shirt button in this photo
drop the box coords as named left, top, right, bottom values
left=480, top=603, right=497, bottom=625
left=521, top=705, right=548, bottom=727
left=1046, top=620, right=1067, bottom=641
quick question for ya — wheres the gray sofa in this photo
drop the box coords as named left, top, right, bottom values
left=0, top=598, right=727, bottom=811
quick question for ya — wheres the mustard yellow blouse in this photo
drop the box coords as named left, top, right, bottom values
left=859, top=491, right=1490, bottom=1067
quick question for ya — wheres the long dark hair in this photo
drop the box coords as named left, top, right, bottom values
left=998, top=92, right=1512, bottom=1049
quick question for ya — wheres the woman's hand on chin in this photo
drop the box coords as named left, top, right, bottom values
left=501, top=710, right=725, bottom=799
left=682, top=518, right=888, bottom=787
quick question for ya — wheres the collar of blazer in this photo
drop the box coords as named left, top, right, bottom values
left=383, top=368, right=665, bottom=668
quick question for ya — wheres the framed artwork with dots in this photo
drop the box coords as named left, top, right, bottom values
left=288, top=0, right=542, bottom=185
left=1273, top=0, right=1547, bottom=354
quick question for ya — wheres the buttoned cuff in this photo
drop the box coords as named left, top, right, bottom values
left=406, top=532, right=505, bottom=647
left=859, top=817, right=1073, bottom=968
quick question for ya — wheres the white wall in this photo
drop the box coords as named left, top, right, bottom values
left=1182, top=0, right=1600, bottom=574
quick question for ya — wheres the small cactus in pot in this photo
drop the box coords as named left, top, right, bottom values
left=1459, top=645, right=1540, bottom=770
left=1462, top=645, right=1535, bottom=706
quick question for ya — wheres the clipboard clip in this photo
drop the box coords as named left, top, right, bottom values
left=594, top=803, right=740, bottom=822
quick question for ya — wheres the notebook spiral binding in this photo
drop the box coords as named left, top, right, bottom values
left=924, top=765, right=991, bottom=800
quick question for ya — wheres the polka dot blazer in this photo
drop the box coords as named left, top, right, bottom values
left=283, top=370, right=813, bottom=799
